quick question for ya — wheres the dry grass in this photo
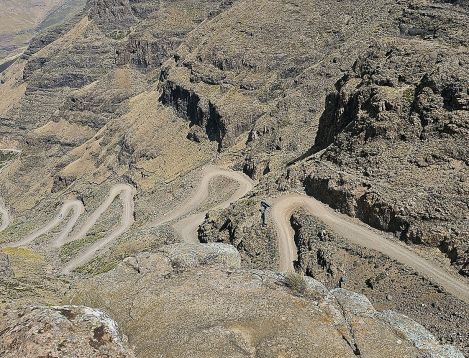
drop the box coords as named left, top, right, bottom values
left=284, top=271, right=307, bottom=296
left=1, top=247, right=45, bottom=278
left=0, top=0, right=64, bottom=59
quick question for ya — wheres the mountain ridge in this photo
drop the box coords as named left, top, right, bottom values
left=0, top=0, right=468, bottom=356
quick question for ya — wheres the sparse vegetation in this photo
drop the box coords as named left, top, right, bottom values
left=108, top=30, right=130, bottom=41
left=284, top=271, right=307, bottom=296
left=0, top=0, right=468, bottom=355
left=36, top=0, right=87, bottom=33
left=1, top=247, right=42, bottom=261
left=242, top=198, right=258, bottom=207
left=76, top=256, right=118, bottom=275
left=0, top=0, right=82, bottom=60
left=0, top=221, right=34, bottom=245
left=0, top=151, right=17, bottom=169
left=402, top=87, right=415, bottom=105
left=59, top=233, right=104, bottom=262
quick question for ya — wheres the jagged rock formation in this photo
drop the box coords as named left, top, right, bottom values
left=199, top=0, right=468, bottom=275
left=290, top=211, right=469, bottom=353
left=302, top=37, right=469, bottom=275
left=0, top=305, right=135, bottom=357
left=122, top=242, right=242, bottom=273
left=87, top=0, right=137, bottom=30
left=156, top=0, right=406, bottom=153
left=199, top=200, right=279, bottom=269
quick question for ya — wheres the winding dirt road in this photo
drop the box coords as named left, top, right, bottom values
left=10, top=200, right=85, bottom=248
left=149, top=166, right=469, bottom=303
left=61, top=184, right=135, bottom=274
left=271, top=193, right=469, bottom=304
left=3, top=184, right=135, bottom=274
left=3, top=160, right=468, bottom=303
left=154, top=165, right=255, bottom=243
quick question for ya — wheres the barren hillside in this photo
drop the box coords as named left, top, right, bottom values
left=0, top=0, right=86, bottom=61
left=0, top=0, right=467, bottom=357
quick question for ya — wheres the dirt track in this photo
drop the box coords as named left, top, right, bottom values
left=10, top=200, right=85, bottom=248
left=154, top=165, right=255, bottom=243
left=3, top=162, right=469, bottom=303
left=271, top=193, right=469, bottom=304
left=3, top=184, right=135, bottom=274
left=60, top=184, right=135, bottom=274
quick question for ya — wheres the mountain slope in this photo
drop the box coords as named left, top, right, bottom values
left=0, top=0, right=468, bottom=356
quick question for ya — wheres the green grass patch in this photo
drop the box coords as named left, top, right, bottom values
left=0, top=222, right=35, bottom=245
left=402, top=87, right=415, bottom=104
left=284, top=272, right=307, bottom=296
left=241, top=198, right=258, bottom=207
left=59, top=232, right=104, bottom=262
left=76, top=256, right=118, bottom=276
left=1, top=247, right=42, bottom=261
left=108, top=30, right=131, bottom=40
left=0, top=151, right=18, bottom=168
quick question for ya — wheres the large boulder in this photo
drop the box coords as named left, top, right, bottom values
left=68, top=255, right=464, bottom=358
left=0, top=305, right=135, bottom=358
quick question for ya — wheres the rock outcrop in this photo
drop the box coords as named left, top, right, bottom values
left=0, top=305, right=135, bottom=358
left=199, top=200, right=279, bottom=269
left=290, top=211, right=469, bottom=353
left=87, top=0, right=137, bottom=30
left=303, top=37, right=469, bottom=275
left=122, top=242, right=242, bottom=274
left=159, top=64, right=261, bottom=150
left=69, top=246, right=464, bottom=357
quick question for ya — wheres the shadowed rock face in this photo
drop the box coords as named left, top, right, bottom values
left=159, top=76, right=228, bottom=149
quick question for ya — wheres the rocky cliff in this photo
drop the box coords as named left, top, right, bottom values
left=0, top=305, right=135, bottom=357
left=303, top=34, right=469, bottom=276
left=0, top=0, right=467, bottom=356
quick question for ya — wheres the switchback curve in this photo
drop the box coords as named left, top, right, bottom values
left=61, top=184, right=135, bottom=274
left=10, top=200, right=85, bottom=248
left=154, top=165, right=255, bottom=243
left=271, top=193, right=469, bottom=304
left=4, top=184, right=135, bottom=274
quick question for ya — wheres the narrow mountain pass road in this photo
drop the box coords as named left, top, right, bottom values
left=155, top=165, right=255, bottom=243
left=9, top=200, right=85, bottom=248
left=61, top=184, right=135, bottom=274
left=271, top=193, right=469, bottom=304
left=2, top=184, right=135, bottom=274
